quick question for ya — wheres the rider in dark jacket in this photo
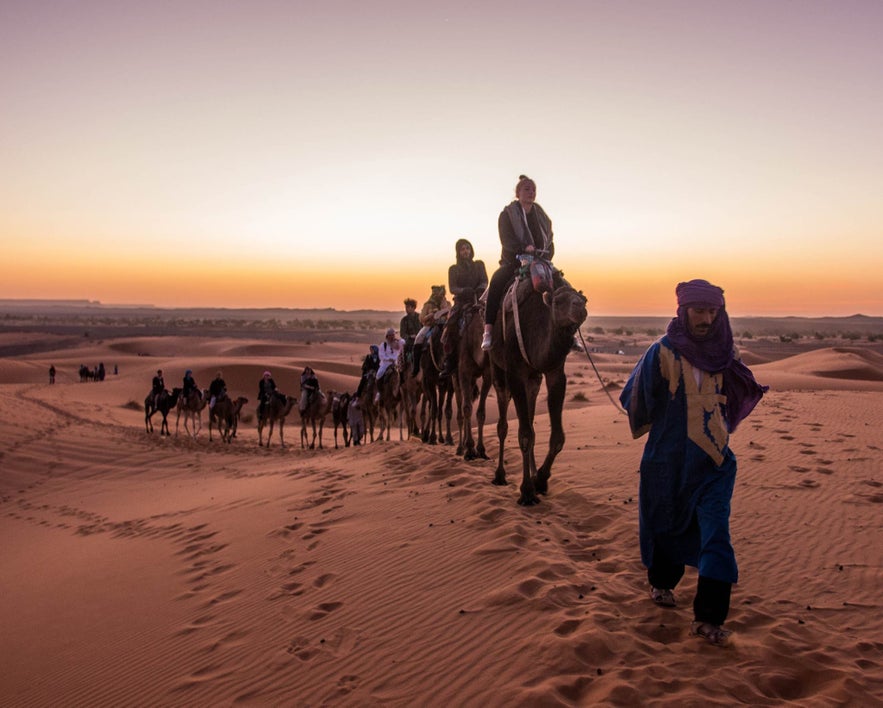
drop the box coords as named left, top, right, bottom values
left=440, top=238, right=488, bottom=377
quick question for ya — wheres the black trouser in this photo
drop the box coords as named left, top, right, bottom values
left=649, top=549, right=731, bottom=626
left=484, top=262, right=518, bottom=327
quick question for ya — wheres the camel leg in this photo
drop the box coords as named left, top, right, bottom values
left=536, top=367, right=567, bottom=494
left=456, top=376, right=473, bottom=459
left=475, top=370, right=492, bottom=460
left=513, top=374, right=542, bottom=506
left=279, top=420, right=286, bottom=448
left=443, top=385, right=454, bottom=445
left=492, top=372, right=510, bottom=486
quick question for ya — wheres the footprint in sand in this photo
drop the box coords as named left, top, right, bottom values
left=788, top=465, right=811, bottom=473
left=798, top=479, right=820, bottom=489
left=308, top=601, right=343, bottom=620
left=313, top=573, right=336, bottom=588
left=553, top=619, right=582, bottom=637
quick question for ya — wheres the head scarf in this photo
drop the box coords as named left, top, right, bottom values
left=665, top=279, right=767, bottom=431
left=455, top=238, right=474, bottom=262
left=667, top=279, right=731, bottom=372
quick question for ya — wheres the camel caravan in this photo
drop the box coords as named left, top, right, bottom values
left=141, top=251, right=587, bottom=506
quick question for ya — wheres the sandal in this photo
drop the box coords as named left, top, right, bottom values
left=690, top=621, right=732, bottom=647
left=650, top=586, right=676, bottom=607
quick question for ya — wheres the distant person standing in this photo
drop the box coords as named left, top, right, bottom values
left=619, top=279, right=767, bottom=647
left=49, top=365, right=56, bottom=384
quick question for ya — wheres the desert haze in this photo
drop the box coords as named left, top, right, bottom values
left=1, top=304, right=881, bottom=706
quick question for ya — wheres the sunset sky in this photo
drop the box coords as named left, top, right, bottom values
left=2, top=1, right=881, bottom=316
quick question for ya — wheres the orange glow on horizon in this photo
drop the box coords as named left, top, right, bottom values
left=3, top=249, right=880, bottom=318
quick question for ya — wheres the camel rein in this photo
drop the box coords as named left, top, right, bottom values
left=575, top=328, right=628, bottom=415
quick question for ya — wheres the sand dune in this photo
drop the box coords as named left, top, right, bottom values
left=1, top=336, right=882, bottom=705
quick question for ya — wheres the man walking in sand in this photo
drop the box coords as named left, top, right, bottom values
left=619, top=279, right=767, bottom=647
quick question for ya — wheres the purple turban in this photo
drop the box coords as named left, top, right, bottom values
left=666, top=279, right=767, bottom=431
left=675, top=279, right=725, bottom=308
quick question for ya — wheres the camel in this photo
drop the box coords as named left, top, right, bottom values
left=175, top=389, right=208, bottom=439
left=358, top=375, right=379, bottom=443
left=258, top=393, right=297, bottom=448
left=450, top=303, right=493, bottom=460
left=145, top=388, right=180, bottom=436
left=419, top=326, right=454, bottom=445
left=208, top=395, right=248, bottom=443
left=229, top=396, right=248, bottom=439
left=374, top=368, right=403, bottom=441
left=300, top=389, right=334, bottom=450
left=488, top=267, right=587, bottom=505
left=331, top=391, right=351, bottom=448
left=399, top=357, right=423, bottom=439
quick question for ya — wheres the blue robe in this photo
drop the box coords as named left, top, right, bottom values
left=620, top=336, right=738, bottom=584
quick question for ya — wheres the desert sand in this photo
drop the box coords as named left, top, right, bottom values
left=1, top=328, right=882, bottom=706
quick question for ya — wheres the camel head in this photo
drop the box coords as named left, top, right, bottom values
left=548, top=285, right=588, bottom=330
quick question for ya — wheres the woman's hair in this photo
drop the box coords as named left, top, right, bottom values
left=515, top=174, right=535, bottom=197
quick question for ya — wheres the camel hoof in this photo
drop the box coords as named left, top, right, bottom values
left=492, top=478, right=507, bottom=486
left=464, top=450, right=476, bottom=461
left=518, top=496, right=541, bottom=506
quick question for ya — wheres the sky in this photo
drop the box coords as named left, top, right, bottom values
left=2, top=0, right=881, bottom=316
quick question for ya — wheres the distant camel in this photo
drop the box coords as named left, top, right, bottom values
left=419, top=326, right=454, bottom=445
left=258, top=393, right=297, bottom=448
left=489, top=264, right=587, bottom=505
left=300, top=389, right=334, bottom=449
left=209, top=395, right=248, bottom=443
left=176, top=389, right=208, bottom=439
left=451, top=302, right=493, bottom=460
left=399, top=359, right=423, bottom=439
left=331, top=391, right=351, bottom=448
left=145, top=388, right=181, bottom=436
left=359, top=375, right=379, bottom=443
left=229, top=396, right=248, bottom=439
left=375, top=369, right=402, bottom=441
